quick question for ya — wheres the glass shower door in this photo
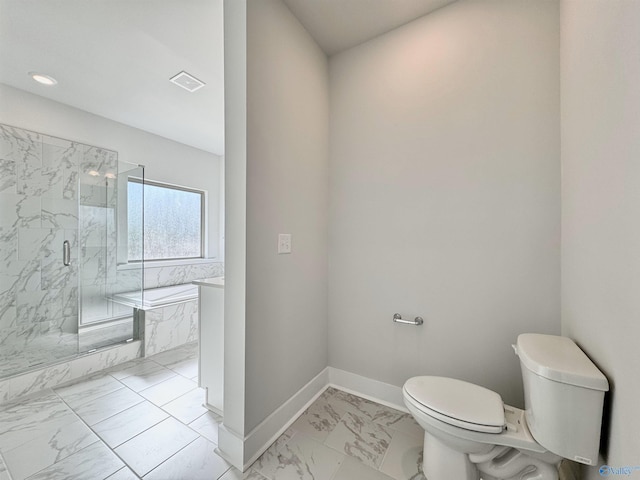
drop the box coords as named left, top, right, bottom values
left=0, top=122, right=144, bottom=378
left=0, top=124, right=82, bottom=376
left=77, top=150, right=144, bottom=352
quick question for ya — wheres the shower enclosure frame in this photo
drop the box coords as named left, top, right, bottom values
left=0, top=122, right=145, bottom=379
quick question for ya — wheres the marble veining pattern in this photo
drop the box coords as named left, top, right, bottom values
left=143, top=299, right=199, bottom=356
left=380, top=431, right=425, bottom=480
left=249, top=387, right=425, bottom=480
left=2, top=419, right=97, bottom=480
left=290, top=396, right=343, bottom=441
left=324, top=411, right=392, bottom=468
left=144, top=262, right=224, bottom=289
left=0, top=342, right=424, bottom=479
left=253, top=431, right=345, bottom=480
left=0, top=159, right=16, bottom=194
left=1, top=123, right=213, bottom=383
left=0, top=124, right=81, bottom=369
left=72, top=387, right=144, bottom=426
left=144, top=436, right=230, bottom=480
left=0, top=339, right=141, bottom=406
left=26, top=441, right=124, bottom=480
left=0, top=123, right=143, bottom=380
left=0, top=453, right=9, bottom=480
left=113, top=417, right=199, bottom=477
left=91, top=400, right=169, bottom=450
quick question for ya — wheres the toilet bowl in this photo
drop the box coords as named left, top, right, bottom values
left=404, top=376, right=561, bottom=480
left=403, top=334, right=609, bottom=480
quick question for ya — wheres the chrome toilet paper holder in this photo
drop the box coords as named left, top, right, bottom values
left=393, top=313, right=424, bottom=326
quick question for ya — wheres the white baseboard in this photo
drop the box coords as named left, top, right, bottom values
left=241, top=367, right=330, bottom=470
left=204, top=400, right=223, bottom=417
left=216, top=424, right=245, bottom=468
left=327, top=367, right=406, bottom=413
left=231, top=366, right=406, bottom=471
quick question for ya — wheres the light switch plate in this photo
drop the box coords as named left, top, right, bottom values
left=278, top=234, right=292, bottom=254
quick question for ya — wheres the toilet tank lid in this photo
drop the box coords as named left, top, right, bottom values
left=516, top=334, right=609, bottom=391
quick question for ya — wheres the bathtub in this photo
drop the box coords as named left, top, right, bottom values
left=112, top=284, right=199, bottom=310
left=111, top=283, right=200, bottom=356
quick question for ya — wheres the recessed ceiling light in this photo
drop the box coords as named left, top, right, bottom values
left=169, top=71, right=205, bottom=92
left=28, top=72, right=58, bottom=86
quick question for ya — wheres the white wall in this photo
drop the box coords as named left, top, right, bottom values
left=328, top=0, right=560, bottom=408
left=245, top=0, right=329, bottom=432
left=219, top=0, right=247, bottom=463
left=561, top=0, right=640, bottom=476
left=0, top=83, right=222, bottom=260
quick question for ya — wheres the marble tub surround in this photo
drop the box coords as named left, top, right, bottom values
left=143, top=261, right=224, bottom=289
left=118, top=262, right=224, bottom=358
left=141, top=298, right=199, bottom=356
left=112, top=261, right=223, bottom=305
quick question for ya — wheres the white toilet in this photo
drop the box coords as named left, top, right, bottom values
left=403, top=334, right=609, bottom=480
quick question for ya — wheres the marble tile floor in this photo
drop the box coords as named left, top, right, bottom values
left=241, top=387, right=426, bottom=480
left=0, top=343, right=425, bottom=480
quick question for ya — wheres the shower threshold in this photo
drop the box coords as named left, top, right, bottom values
left=0, top=332, right=78, bottom=379
left=78, top=317, right=135, bottom=353
left=0, top=318, right=137, bottom=380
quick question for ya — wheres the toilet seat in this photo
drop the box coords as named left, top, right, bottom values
left=403, top=376, right=505, bottom=434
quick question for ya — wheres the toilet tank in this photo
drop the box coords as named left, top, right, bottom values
left=515, top=334, right=609, bottom=466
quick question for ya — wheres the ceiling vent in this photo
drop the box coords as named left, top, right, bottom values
left=169, top=71, right=206, bottom=92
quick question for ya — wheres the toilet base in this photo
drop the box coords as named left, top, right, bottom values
left=422, top=432, right=560, bottom=480
left=473, top=446, right=559, bottom=480
left=423, top=431, right=480, bottom=480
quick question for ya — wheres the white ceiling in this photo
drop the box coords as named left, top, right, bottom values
left=0, top=0, right=457, bottom=157
left=0, top=0, right=225, bottom=155
left=283, top=0, right=459, bottom=56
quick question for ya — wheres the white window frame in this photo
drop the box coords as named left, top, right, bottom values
left=123, top=177, right=207, bottom=264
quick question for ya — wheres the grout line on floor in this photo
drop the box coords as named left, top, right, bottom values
left=138, top=435, right=200, bottom=480
left=51, top=386, right=144, bottom=479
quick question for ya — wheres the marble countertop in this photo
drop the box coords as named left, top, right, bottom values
left=192, top=276, right=224, bottom=288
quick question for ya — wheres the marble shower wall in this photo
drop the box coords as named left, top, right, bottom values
left=0, top=124, right=82, bottom=362
left=0, top=123, right=142, bottom=378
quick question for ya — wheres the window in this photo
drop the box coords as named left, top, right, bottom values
left=128, top=179, right=205, bottom=262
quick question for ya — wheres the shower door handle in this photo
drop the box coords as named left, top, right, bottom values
left=63, top=240, right=71, bottom=266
